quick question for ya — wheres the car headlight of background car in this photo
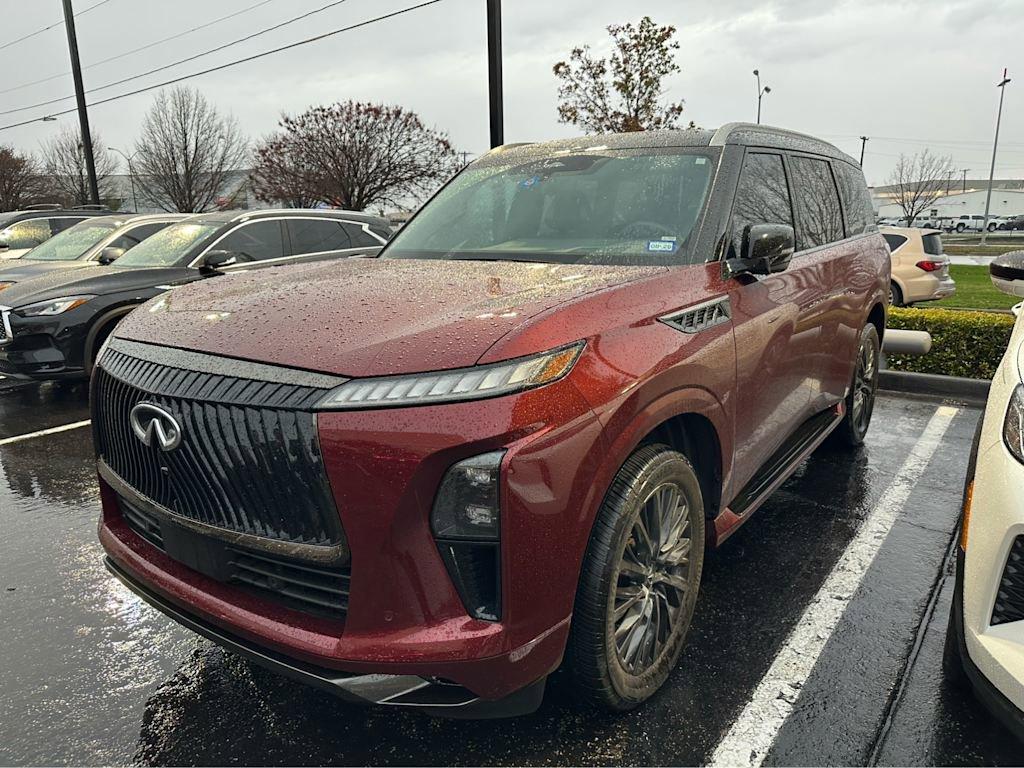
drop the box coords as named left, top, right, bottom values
left=316, top=342, right=585, bottom=409
left=13, top=295, right=95, bottom=317
left=1003, top=384, right=1024, bottom=463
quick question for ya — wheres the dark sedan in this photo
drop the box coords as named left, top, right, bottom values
left=0, top=209, right=391, bottom=380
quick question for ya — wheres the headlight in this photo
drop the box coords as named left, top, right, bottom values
left=316, top=342, right=585, bottom=410
left=1004, top=384, right=1024, bottom=464
left=14, top=295, right=95, bottom=317
left=0, top=281, right=14, bottom=292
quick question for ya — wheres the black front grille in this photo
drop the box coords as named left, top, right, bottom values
left=993, top=536, right=1024, bottom=626
left=119, top=497, right=349, bottom=617
left=93, top=342, right=345, bottom=551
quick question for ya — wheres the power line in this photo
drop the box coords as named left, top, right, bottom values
left=0, top=0, right=282, bottom=97
left=0, top=0, right=448, bottom=133
left=0, top=0, right=114, bottom=53
left=1, top=0, right=358, bottom=116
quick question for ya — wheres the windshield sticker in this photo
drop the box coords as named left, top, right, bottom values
left=647, top=239, right=679, bottom=253
left=518, top=175, right=542, bottom=189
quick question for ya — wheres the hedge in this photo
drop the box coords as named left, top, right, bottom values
left=885, top=306, right=1015, bottom=379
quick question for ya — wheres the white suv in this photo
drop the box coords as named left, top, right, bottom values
left=945, top=250, right=1024, bottom=741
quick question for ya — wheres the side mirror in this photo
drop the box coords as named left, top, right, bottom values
left=97, top=246, right=125, bottom=265
left=991, top=251, right=1024, bottom=297
left=200, top=249, right=238, bottom=274
left=728, top=223, right=796, bottom=277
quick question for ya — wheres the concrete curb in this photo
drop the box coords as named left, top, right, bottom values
left=879, top=370, right=991, bottom=404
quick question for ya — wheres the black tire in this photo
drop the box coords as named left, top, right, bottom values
left=567, top=443, right=705, bottom=711
left=956, top=223, right=966, bottom=233
left=830, top=324, right=880, bottom=448
left=943, top=601, right=970, bottom=688
left=889, top=282, right=904, bottom=307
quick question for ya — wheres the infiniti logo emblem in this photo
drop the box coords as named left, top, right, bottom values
left=129, top=403, right=182, bottom=452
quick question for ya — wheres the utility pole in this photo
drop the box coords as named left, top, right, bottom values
left=486, top=0, right=503, bottom=148
left=753, top=70, right=771, bottom=124
left=110, top=148, right=137, bottom=212
left=62, top=0, right=100, bottom=206
left=945, top=168, right=954, bottom=195
left=859, top=136, right=868, bottom=167
left=962, top=168, right=969, bottom=193
left=981, top=69, right=1011, bottom=245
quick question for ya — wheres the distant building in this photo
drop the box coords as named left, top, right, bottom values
left=105, top=170, right=272, bottom=213
left=870, top=181, right=1024, bottom=220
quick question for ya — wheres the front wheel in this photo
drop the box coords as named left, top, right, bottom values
left=567, top=444, right=705, bottom=711
left=956, top=223, right=966, bottom=232
left=830, top=324, right=880, bottom=448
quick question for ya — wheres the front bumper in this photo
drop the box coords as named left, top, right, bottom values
left=105, top=555, right=545, bottom=717
left=0, top=305, right=87, bottom=379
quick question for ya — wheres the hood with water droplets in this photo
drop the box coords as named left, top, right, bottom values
left=114, top=258, right=663, bottom=377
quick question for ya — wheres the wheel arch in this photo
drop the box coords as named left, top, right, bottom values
left=83, top=303, right=139, bottom=372
left=868, top=301, right=886, bottom=344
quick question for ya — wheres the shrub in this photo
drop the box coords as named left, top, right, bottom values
left=886, top=306, right=1016, bottom=379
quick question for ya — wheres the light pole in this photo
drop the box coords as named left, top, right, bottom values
left=945, top=168, right=955, bottom=195
left=486, top=0, right=503, bottom=148
left=109, top=147, right=138, bottom=213
left=981, top=69, right=1011, bottom=245
left=753, top=69, right=771, bottom=124
left=62, top=0, right=100, bottom=206
left=859, top=136, right=869, bottom=167
left=962, top=168, right=969, bottom=193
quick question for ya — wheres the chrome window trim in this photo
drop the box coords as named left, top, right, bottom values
left=187, top=216, right=385, bottom=269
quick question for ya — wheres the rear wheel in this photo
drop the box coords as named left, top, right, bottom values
left=956, top=223, right=966, bottom=233
left=830, top=324, right=880, bottom=448
left=567, top=444, right=705, bottom=711
left=889, top=282, right=904, bottom=307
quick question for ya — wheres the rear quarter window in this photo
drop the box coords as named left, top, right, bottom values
left=882, top=233, right=908, bottom=252
left=921, top=233, right=944, bottom=256
left=833, top=161, right=877, bottom=236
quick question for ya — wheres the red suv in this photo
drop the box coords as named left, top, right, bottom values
left=95, top=124, right=889, bottom=716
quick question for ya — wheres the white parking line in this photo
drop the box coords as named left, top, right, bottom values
left=0, top=420, right=92, bottom=447
left=710, top=405, right=960, bottom=767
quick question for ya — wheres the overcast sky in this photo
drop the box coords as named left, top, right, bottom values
left=0, top=0, right=1021, bottom=186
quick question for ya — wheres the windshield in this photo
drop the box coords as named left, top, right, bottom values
left=23, top=221, right=117, bottom=261
left=385, top=148, right=716, bottom=266
left=114, top=221, right=222, bottom=268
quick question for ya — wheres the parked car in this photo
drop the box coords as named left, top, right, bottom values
left=944, top=250, right=1024, bottom=743
left=880, top=226, right=956, bottom=306
left=999, top=216, right=1024, bottom=231
left=94, top=124, right=889, bottom=716
left=0, top=205, right=114, bottom=260
left=955, top=214, right=1003, bottom=233
left=0, top=209, right=390, bottom=380
left=0, top=213, right=187, bottom=289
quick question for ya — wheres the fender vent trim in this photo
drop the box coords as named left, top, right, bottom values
left=660, top=297, right=732, bottom=334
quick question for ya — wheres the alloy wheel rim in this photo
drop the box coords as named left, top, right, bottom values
left=852, top=339, right=877, bottom=433
left=612, top=482, right=692, bottom=675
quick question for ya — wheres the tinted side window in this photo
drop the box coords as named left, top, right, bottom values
left=882, top=233, right=908, bottom=252
left=289, top=219, right=351, bottom=255
left=2, top=218, right=51, bottom=248
left=730, top=152, right=794, bottom=256
left=788, top=156, right=845, bottom=249
left=921, top=233, right=943, bottom=256
left=342, top=222, right=381, bottom=247
left=369, top=224, right=393, bottom=241
left=217, top=220, right=286, bottom=261
left=833, top=162, right=876, bottom=236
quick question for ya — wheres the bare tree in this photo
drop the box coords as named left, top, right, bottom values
left=251, top=102, right=458, bottom=211
left=39, top=127, right=117, bottom=206
left=553, top=16, right=689, bottom=133
left=134, top=87, right=248, bottom=212
left=886, top=149, right=952, bottom=225
left=0, top=145, right=50, bottom=211
left=250, top=132, right=325, bottom=208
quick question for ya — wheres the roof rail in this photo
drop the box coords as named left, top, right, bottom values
left=24, top=203, right=62, bottom=210
left=72, top=204, right=111, bottom=211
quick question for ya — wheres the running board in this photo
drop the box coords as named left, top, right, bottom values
left=713, top=403, right=844, bottom=545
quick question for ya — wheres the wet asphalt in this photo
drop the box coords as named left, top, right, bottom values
left=0, top=380, right=1022, bottom=766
